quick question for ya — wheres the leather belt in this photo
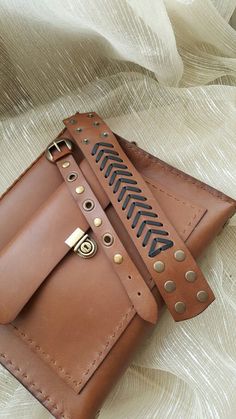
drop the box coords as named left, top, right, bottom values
left=55, top=153, right=158, bottom=324
left=47, top=112, right=215, bottom=321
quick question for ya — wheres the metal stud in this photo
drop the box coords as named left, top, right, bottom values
left=175, top=301, right=186, bottom=313
left=75, top=127, right=83, bottom=132
left=174, top=249, right=186, bottom=262
left=87, top=113, right=94, bottom=118
left=113, top=254, right=123, bottom=264
left=93, top=217, right=102, bottom=227
left=62, top=161, right=70, bottom=168
left=101, top=132, right=109, bottom=137
left=82, top=138, right=89, bottom=144
left=164, top=280, right=176, bottom=293
left=153, top=261, right=165, bottom=273
left=75, top=186, right=85, bottom=194
left=69, top=119, right=77, bottom=125
left=185, top=270, right=197, bottom=282
left=93, top=121, right=100, bottom=126
left=196, top=290, right=208, bottom=302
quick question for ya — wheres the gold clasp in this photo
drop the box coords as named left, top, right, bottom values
left=65, top=228, right=97, bottom=258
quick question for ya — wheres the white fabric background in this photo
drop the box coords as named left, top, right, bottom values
left=0, top=1, right=236, bottom=418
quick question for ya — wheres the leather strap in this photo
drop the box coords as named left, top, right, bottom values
left=56, top=153, right=158, bottom=324
left=63, top=112, right=215, bottom=322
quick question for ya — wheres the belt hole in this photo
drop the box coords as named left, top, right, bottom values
left=83, top=199, right=95, bottom=211
left=102, top=233, right=114, bottom=246
left=67, top=172, right=78, bottom=182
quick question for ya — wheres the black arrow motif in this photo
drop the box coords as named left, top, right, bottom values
left=118, top=186, right=142, bottom=202
left=142, top=228, right=169, bottom=247
left=137, top=220, right=164, bottom=237
left=127, top=202, right=152, bottom=219
left=91, top=142, right=114, bottom=155
left=131, top=210, right=158, bottom=229
left=122, top=194, right=147, bottom=210
left=113, top=178, right=138, bottom=194
left=149, top=237, right=174, bottom=257
left=105, top=163, right=128, bottom=178
left=100, top=155, right=123, bottom=170
left=109, top=170, right=132, bottom=186
left=96, top=149, right=119, bottom=163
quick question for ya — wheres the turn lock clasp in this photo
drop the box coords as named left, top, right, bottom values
left=65, top=227, right=97, bottom=258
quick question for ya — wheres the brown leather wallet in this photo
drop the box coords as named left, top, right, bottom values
left=0, top=112, right=235, bottom=419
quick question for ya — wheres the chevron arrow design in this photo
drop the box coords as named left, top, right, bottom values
left=131, top=210, right=158, bottom=229
left=149, top=237, right=173, bottom=257
left=109, top=170, right=132, bottom=186
left=137, top=220, right=164, bottom=237
left=105, top=163, right=128, bottom=178
left=96, top=148, right=119, bottom=163
left=118, top=186, right=142, bottom=202
left=142, top=228, right=169, bottom=247
left=127, top=202, right=152, bottom=219
left=100, top=155, right=123, bottom=170
left=91, top=142, right=114, bottom=155
left=113, top=178, right=138, bottom=194
left=122, top=194, right=147, bottom=210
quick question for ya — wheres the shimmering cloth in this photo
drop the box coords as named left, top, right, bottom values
left=0, top=1, right=236, bottom=418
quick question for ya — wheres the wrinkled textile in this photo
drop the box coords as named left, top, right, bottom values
left=0, top=1, right=236, bottom=418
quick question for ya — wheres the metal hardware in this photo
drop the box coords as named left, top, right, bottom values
left=185, top=270, right=197, bottom=282
left=196, top=290, right=208, bottom=302
left=65, top=227, right=97, bottom=258
left=102, top=233, right=114, bottom=246
left=93, top=121, right=100, bottom=126
left=93, top=217, right=102, bottom=227
left=101, top=132, right=109, bottom=137
left=175, top=301, right=186, bottom=313
left=45, top=139, right=73, bottom=162
left=174, top=249, right=186, bottom=262
left=69, top=118, right=77, bottom=124
left=75, top=127, right=83, bottom=132
left=75, top=186, right=85, bottom=194
left=83, top=199, right=95, bottom=211
left=67, top=172, right=78, bottom=182
left=87, top=113, right=94, bottom=118
left=82, top=138, right=89, bottom=144
left=164, top=280, right=176, bottom=293
left=153, top=260, right=165, bottom=273
left=113, top=254, right=123, bottom=264
left=62, top=161, right=70, bottom=168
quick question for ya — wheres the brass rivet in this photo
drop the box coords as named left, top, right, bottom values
left=62, top=161, right=70, bottom=168
left=164, top=280, right=176, bottom=293
left=82, top=138, right=89, bottom=144
left=93, top=121, right=100, bottom=126
left=185, top=270, right=197, bottom=282
left=75, top=186, right=85, bottom=194
left=174, top=249, right=186, bottom=262
left=197, top=290, right=208, bottom=302
left=87, top=113, right=94, bottom=118
left=101, top=132, right=109, bottom=137
left=94, top=217, right=102, bottom=227
left=69, top=118, right=77, bottom=125
left=153, top=261, right=165, bottom=273
left=113, top=254, right=123, bottom=264
left=75, top=127, right=83, bottom=132
left=175, top=301, right=186, bottom=313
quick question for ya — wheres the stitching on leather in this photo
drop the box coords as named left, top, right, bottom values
left=122, top=141, right=236, bottom=206
left=0, top=353, right=68, bottom=419
left=145, top=180, right=203, bottom=237
left=77, top=305, right=135, bottom=391
left=11, top=305, right=135, bottom=394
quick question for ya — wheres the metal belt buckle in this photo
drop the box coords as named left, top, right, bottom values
left=65, top=228, right=97, bottom=258
left=45, top=138, right=73, bottom=162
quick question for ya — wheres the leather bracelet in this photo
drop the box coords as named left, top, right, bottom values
left=62, top=112, right=215, bottom=322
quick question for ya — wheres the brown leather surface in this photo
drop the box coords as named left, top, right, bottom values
left=0, top=114, right=235, bottom=419
left=64, top=113, right=215, bottom=321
